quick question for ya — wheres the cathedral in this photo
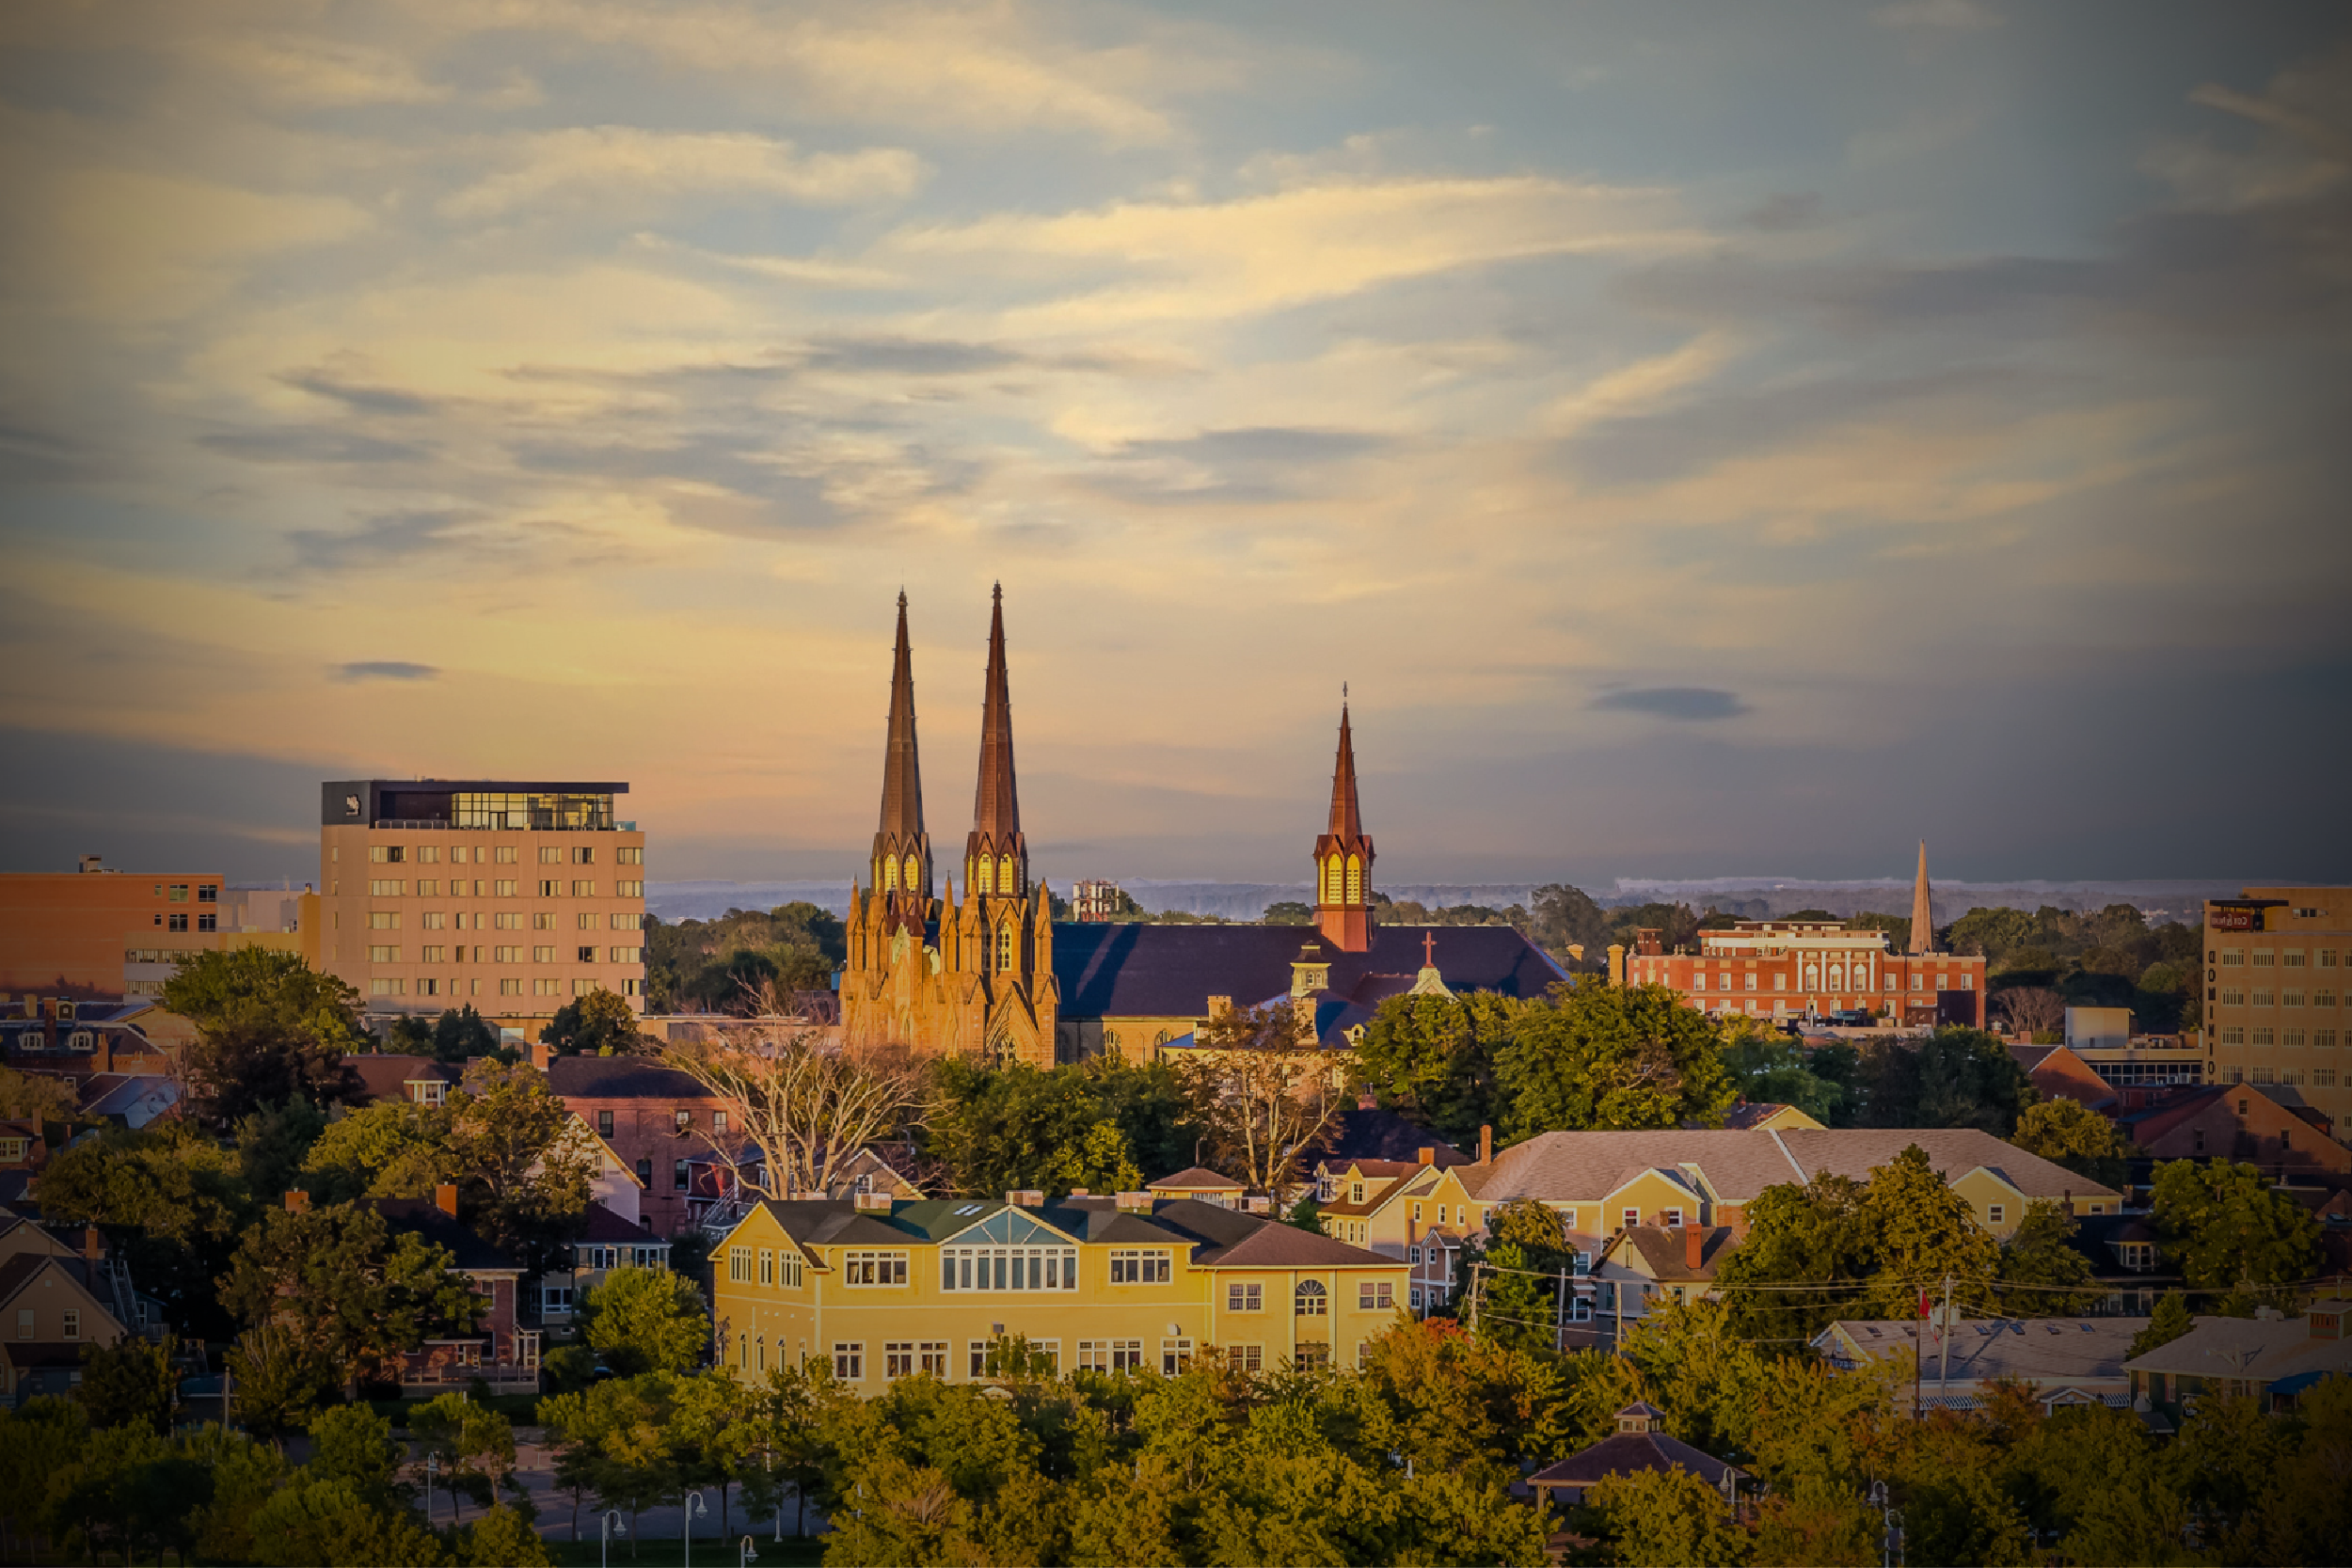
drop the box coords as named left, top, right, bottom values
left=838, top=590, right=1565, bottom=1067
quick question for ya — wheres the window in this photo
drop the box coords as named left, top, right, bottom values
left=1295, top=1279, right=1327, bottom=1317
left=167, top=912, right=187, bottom=932
left=673, top=1160, right=690, bottom=1190
left=1349, top=1181, right=1364, bottom=1204
left=540, top=847, right=564, bottom=863
left=2253, top=1027, right=2276, bottom=1046
left=2317, top=1069, right=2339, bottom=1087
left=943, top=1245, right=1078, bottom=1291
left=574, top=880, right=596, bottom=897
left=2220, top=949, right=2245, bottom=966
left=1407, top=1247, right=1421, bottom=1265
left=834, top=1344, right=864, bottom=1381
left=495, top=911, right=523, bottom=929
left=1358, top=1280, right=1394, bottom=1311
left=533, top=945, right=556, bottom=962
left=368, top=945, right=400, bottom=962
left=2284, top=991, right=2307, bottom=1009
left=597, top=1110, right=614, bottom=1137
left=1226, top=1343, right=1263, bottom=1372
left=370, top=978, right=404, bottom=996
left=920, top=1341, right=949, bottom=1376
left=2284, top=951, right=2308, bottom=968
left=2323, top=950, right=2341, bottom=969
left=495, top=879, right=517, bottom=896
left=534, top=978, right=562, bottom=995
left=618, top=846, right=644, bottom=865
left=369, top=911, right=399, bottom=929
left=713, top=1111, right=728, bottom=1135
left=612, top=912, right=644, bottom=930
left=730, top=1247, right=751, bottom=1283
left=611, top=946, right=644, bottom=964
left=1621, top=1208, right=1639, bottom=1230
left=369, top=879, right=404, bottom=896
left=500, top=978, right=523, bottom=996
left=421, top=911, right=446, bottom=930
left=780, top=1252, right=803, bottom=1288
left=1161, top=1338, right=1194, bottom=1374
left=843, top=1250, right=911, bottom=1286
left=884, top=1342, right=915, bottom=1379
left=1227, top=1282, right=1263, bottom=1312
left=1110, top=1249, right=1171, bottom=1284
left=494, top=847, right=518, bottom=863
left=1987, top=1204, right=2006, bottom=1226
left=197, top=912, right=216, bottom=932
left=758, top=1250, right=773, bottom=1286
left=2286, top=1029, right=2307, bottom=1047
left=1076, top=1339, right=1146, bottom=1372
left=1660, top=1209, right=1683, bottom=1227
left=574, top=944, right=595, bottom=963
left=420, top=946, right=445, bottom=963
left=2251, top=1068, right=2277, bottom=1085
left=2318, top=993, right=2340, bottom=1010
left=62, top=1309, right=79, bottom=1340
left=674, top=1109, right=693, bottom=1133
left=2253, top=991, right=2276, bottom=1008
left=14, top=1308, right=29, bottom=1339
left=617, top=880, right=644, bottom=897
left=493, top=944, right=520, bottom=962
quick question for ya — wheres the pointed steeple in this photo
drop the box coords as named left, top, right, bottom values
left=966, top=583, right=1027, bottom=900
left=869, top=592, right=931, bottom=903
left=1312, top=694, right=1375, bottom=952
left=1908, top=840, right=1934, bottom=955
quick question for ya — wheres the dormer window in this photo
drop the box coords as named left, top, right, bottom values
left=1349, top=1182, right=1363, bottom=1205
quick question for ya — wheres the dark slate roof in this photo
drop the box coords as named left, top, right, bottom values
left=746, top=1194, right=1397, bottom=1269
left=1612, top=1226, right=1735, bottom=1282
left=365, top=1199, right=523, bottom=1274
left=0, top=1252, right=53, bottom=1306
left=547, top=1054, right=716, bottom=1101
left=1528, top=1431, right=1744, bottom=1491
left=756, top=1198, right=931, bottom=1248
left=578, top=1203, right=666, bottom=1245
left=1050, top=923, right=1565, bottom=1020
left=1148, top=1198, right=1393, bottom=1268
left=1149, top=1166, right=1244, bottom=1191
left=345, top=1054, right=460, bottom=1101
left=1315, top=1106, right=1468, bottom=1166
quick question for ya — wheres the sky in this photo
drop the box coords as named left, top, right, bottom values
left=2, top=1, right=2347, bottom=892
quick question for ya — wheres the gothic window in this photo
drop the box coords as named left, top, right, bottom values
left=883, top=857, right=898, bottom=891
left=1345, top=855, right=1362, bottom=903
left=998, top=854, right=1015, bottom=895
left=977, top=857, right=994, bottom=895
left=998, top=924, right=1016, bottom=972
left=904, top=854, right=918, bottom=889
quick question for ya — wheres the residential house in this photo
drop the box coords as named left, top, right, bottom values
left=344, top=1053, right=463, bottom=1107
left=683, top=1142, right=928, bottom=1238
left=2008, top=1043, right=2121, bottom=1114
left=348, top=1188, right=538, bottom=1391
left=1310, top=1153, right=1502, bottom=1314
left=2118, top=1085, right=2349, bottom=1180
left=547, top=1054, right=724, bottom=1237
left=1814, top=1315, right=2146, bottom=1413
left=1147, top=1167, right=1247, bottom=1206
left=1587, top=1224, right=1736, bottom=1340
left=2124, top=1302, right=2351, bottom=1420
left=542, top=1202, right=671, bottom=1323
left=1719, top=1102, right=1825, bottom=1132
left=711, top=1192, right=1409, bottom=1386
left=1524, top=1402, right=1746, bottom=1510
left=1315, top=1101, right=1470, bottom=1165
left=0, top=1230, right=129, bottom=1406
left=2062, top=1212, right=2182, bottom=1315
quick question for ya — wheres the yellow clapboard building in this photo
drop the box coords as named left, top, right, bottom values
left=712, top=1193, right=1410, bottom=1383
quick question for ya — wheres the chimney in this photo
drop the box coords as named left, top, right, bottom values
left=81, top=1227, right=106, bottom=1262
left=1359, top=1090, right=1378, bottom=1111
left=854, top=1191, right=893, bottom=1212
left=1006, top=1189, right=1044, bottom=1209
left=1479, top=1124, right=1492, bottom=1164
left=1418, top=1147, right=1435, bottom=1166
left=435, top=1182, right=459, bottom=1218
left=1607, top=943, right=1627, bottom=987
left=1685, top=1225, right=1704, bottom=1271
left=1068, top=1188, right=1089, bottom=1198
left=283, top=1191, right=310, bottom=1213
left=1116, top=1191, right=1153, bottom=1212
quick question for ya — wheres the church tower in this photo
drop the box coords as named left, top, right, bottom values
left=1313, top=699, right=1375, bottom=952
left=1908, top=840, right=1935, bottom=955
left=869, top=592, right=931, bottom=933
left=964, top=583, right=1027, bottom=901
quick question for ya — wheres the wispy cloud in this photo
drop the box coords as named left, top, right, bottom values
left=334, top=660, right=441, bottom=682
left=1591, top=688, right=1751, bottom=721
left=441, top=128, right=928, bottom=220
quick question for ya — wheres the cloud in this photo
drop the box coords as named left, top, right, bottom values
left=441, top=128, right=927, bottom=220
left=1087, top=425, right=1391, bottom=504
left=199, top=34, right=452, bottom=107
left=278, top=368, right=439, bottom=417
left=200, top=427, right=429, bottom=466
left=334, top=660, right=440, bottom=682
left=1741, top=192, right=1827, bottom=231
left=289, top=511, right=475, bottom=569
left=1591, top=687, right=1751, bottom=721
left=1871, top=0, right=1999, bottom=29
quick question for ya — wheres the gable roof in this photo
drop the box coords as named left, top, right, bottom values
left=1528, top=1430, right=1742, bottom=1491
left=578, top=1202, right=666, bottom=1245
left=1315, top=1105, right=1469, bottom=1166
left=1775, top=1129, right=2118, bottom=1200
left=547, top=1054, right=717, bottom=1101
left=1606, top=1225, right=1735, bottom=1281
left=1149, top=1166, right=1245, bottom=1192
left=2122, top=1308, right=2352, bottom=1384
left=0, top=1252, right=117, bottom=1327
left=364, top=1199, right=523, bottom=1274
left=345, top=1054, right=461, bottom=1101
left=1471, top=1131, right=1805, bottom=1205
left=1050, top=923, right=1565, bottom=1021
left=1822, top=1316, right=2142, bottom=1386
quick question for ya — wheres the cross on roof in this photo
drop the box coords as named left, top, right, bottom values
left=1422, top=932, right=1436, bottom=967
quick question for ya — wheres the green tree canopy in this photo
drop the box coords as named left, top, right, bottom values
left=0, top=1064, right=76, bottom=1121
left=1579, top=1465, right=1751, bottom=1567
left=2150, top=1159, right=2322, bottom=1295
left=234, top=1097, right=329, bottom=1206
left=2129, top=1291, right=2195, bottom=1359
left=1995, top=1199, right=2097, bottom=1316
left=2010, top=1098, right=2131, bottom=1189
left=923, top=1055, right=1206, bottom=1196
left=443, top=1058, right=596, bottom=1272
left=1261, top=899, right=1313, bottom=925
left=582, top=1266, right=708, bottom=1375
left=74, top=1333, right=179, bottom=1434
left=162, top=948, right=367, bottom=1124
left=218, top=1203, right=478, bottom=1393
left=1862, top=1144, right=2003, bottom=1318
left=1851, top=1027, right=2035, bottom=1134
left=37, top=1122, right=250, bottom=1338
left=1353, top=990, right=1524, bottom=1147
left=1712, top=1173, right=1875, bottom=1342
left=539, top=986, right=644, bottom=1055
left=1499, top=982, right=1738, bottom=1138
left=1717, top=1022, right=1846, bottom=1123
left=301, top=1100, right=452, bottom=1201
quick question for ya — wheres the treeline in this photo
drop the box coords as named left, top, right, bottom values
left=644, top=901, right=847, bottom=1012
left=1947, top=902, right=2204, bottom=1033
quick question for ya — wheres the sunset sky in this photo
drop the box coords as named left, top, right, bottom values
left=3, top=2, right=2346, bottom=890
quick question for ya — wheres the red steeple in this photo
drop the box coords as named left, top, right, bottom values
left=870, top=592, right=930, bottom=907
left=1312, top=696, right=1375, bottom=951
left=966, top=583, right=1027, bottom=899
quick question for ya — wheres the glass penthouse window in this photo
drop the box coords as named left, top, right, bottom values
left=942, top=1244, right=1080, bottom=1291
left=451, top=792, right=616, bottom=831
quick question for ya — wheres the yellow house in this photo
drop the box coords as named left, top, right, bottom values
left=711, top=1194, right=1409, bottom=1383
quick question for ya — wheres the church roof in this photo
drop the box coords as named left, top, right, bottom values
left=970, top=583, right=1020, bottom=845
left=877, top=592, right=925, bottom=841
left=1326, top=703, right=1363, bottom=842
left=1051, top=923, right=1565, bottom=1020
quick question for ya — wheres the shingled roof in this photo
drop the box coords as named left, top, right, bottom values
left=547, top=1054, right=716, bottom=1101
left=1052, top=923, right=1564, bottom=1020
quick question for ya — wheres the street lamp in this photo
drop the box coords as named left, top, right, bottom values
left=422, top=1453, right=439, bottom=1527
left=600, top=1510, right=627, bottom=1568
left=740, top=1537, right=760, bottom=1567
left=683, top=1490, right=709, bottom=1568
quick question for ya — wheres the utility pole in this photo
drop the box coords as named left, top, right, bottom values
left=1913, top=1290, right=1927, bottom=1420
left=1556, top=1267, right=1568, bottom=1354
left=1939, top=1275, right=1952, bottom=1398
left=1468, top=1262, right=1486, bottom=1336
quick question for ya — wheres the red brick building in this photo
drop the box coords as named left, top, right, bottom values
left=2119, top=1084, right=2348, bottom=1180
left=546, top=1055, right=723, bottom=1238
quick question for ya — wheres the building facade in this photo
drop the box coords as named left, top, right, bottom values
left=1, top=859, right=315, bottom=1003
left=2202, top=887, right=2351, bottom=1133
left=711, top=1193, right=1408, bottom=1386
left=1629, top=922, right=1987, bottom=1029
left=318, top=780, right=646, bottom=1029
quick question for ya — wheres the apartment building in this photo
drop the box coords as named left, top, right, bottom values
left=1626, top=920, right=1987, bottom=1028
left=0, top=858, right=314, bottom=1002
left=711, top=1193, right=1407, bottom=1386
left=318, top=780, right=646, bottom=1029
left=2203, top=888, right=2352, bottom=1134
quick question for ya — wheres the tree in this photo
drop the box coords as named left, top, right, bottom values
left=1851, top=1028, right=2034, bottom=1134
left=162, top=948, right=368, bottom=1124
left=1173, top=1001, right=1343, bottom=1194
left=1466, top=1240, right=1562, bottom=1355
left=224, top=1326, right=338, bottom=1440
left=2010, top=1099, right=2130, bottom=1189
left=1499, top=982, right=1738, bottom=1138
left=1712, top=1175, right=1874, bottom=1341
left=412, top=1391, right=521, bottom=1513
left=1717, top=1021, right=1845, bottom=1123
left=301, top=1099, right=452, bottom=1201
left=1529, top=884, right=1611, bottom=966
left=1862, top=1144, right=2002, bottom=1319
left=2129, top=1291, right=2195, bottom=1358
left=921, top=1057, right=1200, bottom=1197
left=583, top=1266, right=709, bottom=1374
left=306, top=1403, right=405, bottom=1502
left=236, top=1097, right=329, bottom=1204
left=2149, top=1160, right=2322, bottom=1295
left=75, top=1333, right=178, bottom=1433
left=541, top=987, right=644, bottom=1055
left=218, top=1203, right=479, bottom=1393
left=246, top=1475, right=447, bottom=1568
left=1996, top=988, right=2067, bottom=1039
left=0, top=1064, right=74, bottom=1121
left=431, top=1006, right=503, bottom=1062
left=1578, top=1465, right=1751, bottom=1567
left=1353, top=991, right=1523, bottom=1148
left=1995, top=1200, right=2096, bottom=1316
left=1947, top=906, right=2036, bottom=962
left=36, top=1121, right=250, bottom=1338
left=455, top=1504, right=551, bottom=1567
left=442, top=1058, right=596, bottom=1274
left=664, top=1026, right=929, bottom=1198
left=1262, top=900, right=1314, bottom=925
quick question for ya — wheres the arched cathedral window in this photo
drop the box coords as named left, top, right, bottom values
left=1345, top=855, right=1362, bottom=903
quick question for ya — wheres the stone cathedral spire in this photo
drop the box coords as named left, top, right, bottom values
left=965, top=583, right=1027, bottom=899
left=1909, top=840, right=1935, bottom=955
left=870, top=593, right=931, bottom=910
left=1313, top=697, right=1375, bottom=952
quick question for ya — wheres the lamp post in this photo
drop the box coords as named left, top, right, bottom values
left=600, top=1510, right=627, bottom=1568
left=739, top=1537, right=760, bottom=1567
left=683, top=1490, right=709, bottom=1568
left=423, top=1453, right=438, bottom=1528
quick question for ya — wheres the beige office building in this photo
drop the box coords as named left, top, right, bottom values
left=2204, top=887, right=2351, bottom=1136
left=320, top=780, right=646, bottom=1030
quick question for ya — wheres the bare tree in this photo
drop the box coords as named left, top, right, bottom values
left=1171, top=1001, right=1344, bottom=1196
left=1998, top=987, right=2067, bottom=1038
left=662, top=1025, right=930, bottom=1201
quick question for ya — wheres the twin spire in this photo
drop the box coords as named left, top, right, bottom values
left=871, top=586, right=1027, bottom=908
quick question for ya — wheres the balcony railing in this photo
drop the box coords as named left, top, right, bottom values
left=373, top=818, right=637, bottom=832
